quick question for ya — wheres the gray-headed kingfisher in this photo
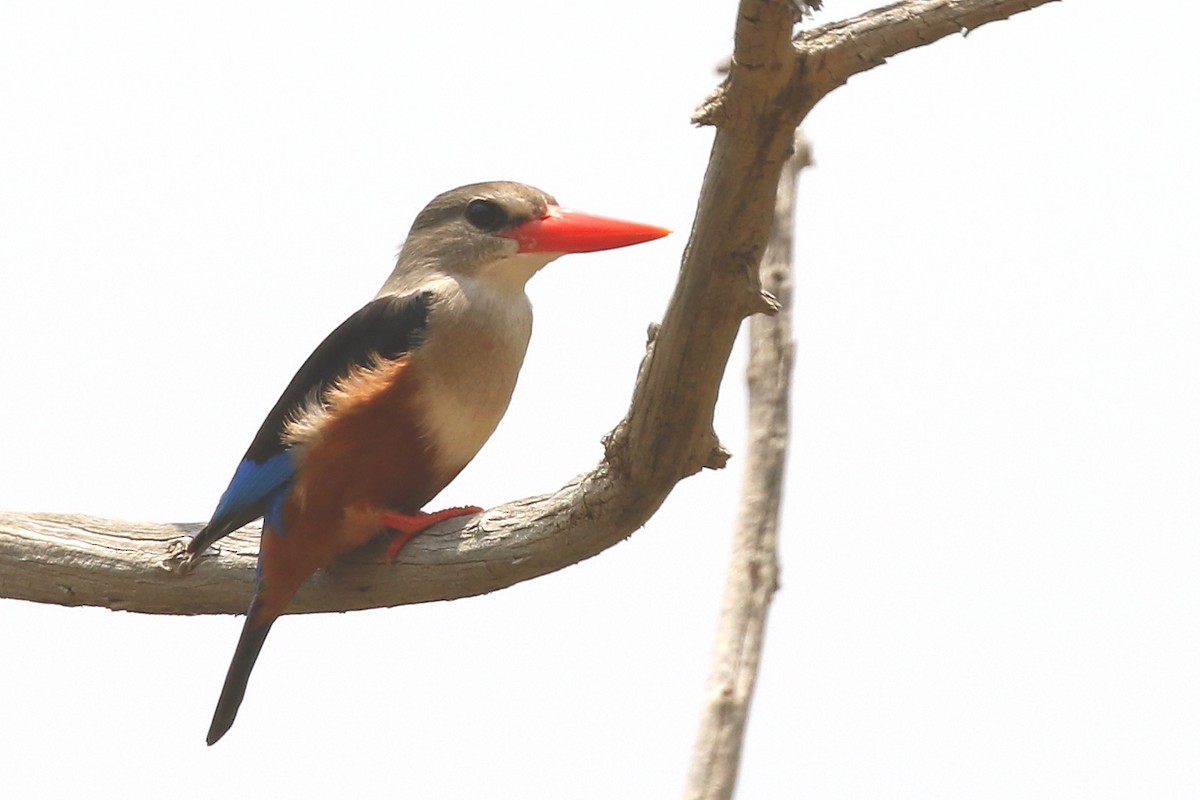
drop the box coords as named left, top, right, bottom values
left=187, top=181, right=669, bottom=745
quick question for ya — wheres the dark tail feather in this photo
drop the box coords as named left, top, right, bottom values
left=206, top=609, right=276, bottom=746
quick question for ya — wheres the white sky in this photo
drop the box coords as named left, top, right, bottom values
left=2, top=1, right=1197, bottom=798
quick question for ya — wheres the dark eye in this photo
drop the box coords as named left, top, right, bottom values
left=464, top=198, right=507, bottom=232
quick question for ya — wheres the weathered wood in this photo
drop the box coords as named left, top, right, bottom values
left=684, top=133, right=808, bottom=800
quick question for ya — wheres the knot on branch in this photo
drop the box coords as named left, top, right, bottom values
left=692, top=82, right=732, bottom=128
left=703, top=439, right=733, bottom=471
left=163, top=538, right=197, bottom=575
left=752, top=290, right=782, bottom=317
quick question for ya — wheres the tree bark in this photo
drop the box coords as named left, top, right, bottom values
left=684, top=133, right=809, bottom=800
left=0, top=0, right=1057, bottom=617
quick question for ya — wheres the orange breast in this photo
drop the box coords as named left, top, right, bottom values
left=253, top=356, right=454, bottom=624
left=292, top=358, right=446, bottom=516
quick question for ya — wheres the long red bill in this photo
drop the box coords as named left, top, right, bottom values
left=501, top=205, right=670, bottom=254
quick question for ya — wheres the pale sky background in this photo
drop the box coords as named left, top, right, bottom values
left=2, top=1, right=1197, bottom=798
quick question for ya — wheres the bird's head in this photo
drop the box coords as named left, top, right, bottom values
left=384, top=181, right=669, bottom=295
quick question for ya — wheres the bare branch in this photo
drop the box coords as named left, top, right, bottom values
left=684, top=134, right=810, bottom=800
left=0, top=0, right=1060, bottom=618
left=695, top=0, right=1058, bottom=126
left=797, top=0, right=1060, bottom=91
left=0, top=473, right=642, bottom=615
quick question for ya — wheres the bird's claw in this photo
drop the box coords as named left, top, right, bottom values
left=383, top=505, right=482, bottom=564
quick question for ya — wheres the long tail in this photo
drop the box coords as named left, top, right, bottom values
left=206, top=605, right=276, bottom=746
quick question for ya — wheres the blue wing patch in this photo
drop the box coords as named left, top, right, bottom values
left=189, top=452, right=294, bottom=554
left=262, top=488, right=289, bottom=538
left=210, top=452, right=293, bottom=528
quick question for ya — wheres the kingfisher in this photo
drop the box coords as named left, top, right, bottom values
left=187, top=181, right=669, bottom=745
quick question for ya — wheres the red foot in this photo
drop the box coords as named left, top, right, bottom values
left=383, top=505, right=482, bottom=564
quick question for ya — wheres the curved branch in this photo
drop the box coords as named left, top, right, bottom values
left=0, top=0, right=1058, bottom=617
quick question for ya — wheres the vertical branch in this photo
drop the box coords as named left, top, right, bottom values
left=684, top=133, right=811, bottom=800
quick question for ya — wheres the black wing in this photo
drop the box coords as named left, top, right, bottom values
left=187, top=291, right=432, bottom=554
